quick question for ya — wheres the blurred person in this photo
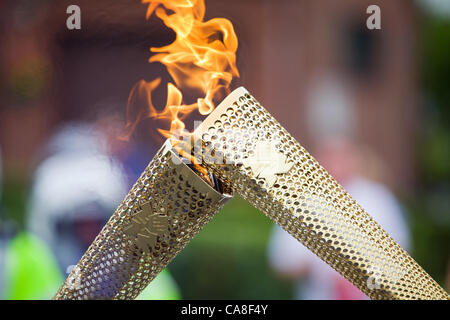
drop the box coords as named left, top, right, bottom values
left=0, top=146, right=63, bottom=300
left=27, top=122, right=127, bottom=272
left=93, top=111, right=159, bottom=185
left=25, top=122, right=180, bottom=299
left=268, top=74, right=410, bottom=300
left=0, top=232, right=64, bottom=300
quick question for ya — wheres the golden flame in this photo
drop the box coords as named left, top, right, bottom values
left=124, top=0, right=239, bottom=142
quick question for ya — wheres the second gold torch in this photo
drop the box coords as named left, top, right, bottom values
left=192, top=87, right=449, bottom=300
left=54, top=140, right=231, bottom=299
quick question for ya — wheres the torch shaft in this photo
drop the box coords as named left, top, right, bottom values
left=194, top=87, right=449, bottom=300
left=54, top=140, right=231, bottom=300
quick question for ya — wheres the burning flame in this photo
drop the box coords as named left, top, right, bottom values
left=124, top=0, right=239, bottom=142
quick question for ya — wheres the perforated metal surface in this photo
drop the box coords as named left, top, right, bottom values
left=54, top=140, right=231, bottom=300
left=194, top=87, right=450, bottom=300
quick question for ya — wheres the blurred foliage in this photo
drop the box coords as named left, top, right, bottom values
left=169, top=196, right=292, bottom=299
left=409, top=200, right=450, bottom=286
left=1, top=174, right=28, bottom=228
left=408, top=12, right=450, bottom=289
left=3, top=56, right=50, bottom=106
left=419, top=15, right=450, bottom=182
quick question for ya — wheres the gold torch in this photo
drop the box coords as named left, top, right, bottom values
left=54, top=140, right=231, bottom=299
left=191, top=87, right=450, bottom=300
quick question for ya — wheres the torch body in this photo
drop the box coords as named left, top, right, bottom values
left=194, top=87, right=449, bottom=300
left=54, top=140, right=231, bottom=299
left=54, top=87, right=449, bottom=300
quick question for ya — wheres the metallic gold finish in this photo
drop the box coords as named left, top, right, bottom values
left=194, top=87, right=450, bottom=300
left=241, top=140, right=294, bottom=187
left=123, top=202, right=169, bottom=252
left=54, top=140, right=231, bottom=300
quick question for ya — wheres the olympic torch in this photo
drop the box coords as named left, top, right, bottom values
left=54, top=140, right=231, bottom=299
left=191, top=87, right=449, bottom=300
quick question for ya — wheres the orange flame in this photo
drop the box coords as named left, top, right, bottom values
left=124, top=0, right=239, bottom=142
